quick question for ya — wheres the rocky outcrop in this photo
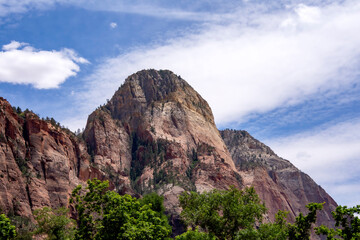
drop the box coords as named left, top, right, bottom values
left=0, top=97, right=91, bottom=217
left=220, top=129, right=337, bottom=227
left=83, top=69, right=336, bottom=235
left=0, top=99, right=31, bottom=218
left=0, top=69, right=337, bottom=238
left=83, top=70, right=242, bottom=217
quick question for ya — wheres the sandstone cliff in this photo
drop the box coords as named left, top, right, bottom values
left=0, top=97, right=92, bottom=217
left=0, top=69, right=337, bottom=237
left=83, top=70, right=242, bottom=220
left=220, top=129, right=337, bottom=227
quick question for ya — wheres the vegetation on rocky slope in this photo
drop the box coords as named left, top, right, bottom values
left=0, top=179, right=358, bottom=240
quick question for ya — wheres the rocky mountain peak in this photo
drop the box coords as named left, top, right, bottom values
left=83, top=70, right=242, bottom=220
left=0, top=70, right=337, bottom=238
left=106, top=69, right=214, bottom=128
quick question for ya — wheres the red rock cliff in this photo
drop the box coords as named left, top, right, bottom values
left=0, top=70, right=336, bottom=238
left=0, top=97, right=91, bottom=217
left=220, top=129, right=337, bottom=230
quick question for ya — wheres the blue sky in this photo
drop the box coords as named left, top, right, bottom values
left=0, top=0, right=359, bottom=207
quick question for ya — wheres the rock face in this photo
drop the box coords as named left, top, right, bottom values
left=0, top=69, right=337, bottom=237
left=220, top=129, right=337, bottom=227
left=0, top=97, right=91, bottom=217
left=83, top=70, right=242, bottom=220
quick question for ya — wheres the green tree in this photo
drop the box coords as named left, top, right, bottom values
left=179, top=186, right=266, bottom=240
left=316, top=205, right=360, bottom=240
left=33, top=207, right=75, bottom=240
left=98, top=191, right=171, bottom=240
left=233, top=210, right=289, bottom=240
left=288, top=202, right=324, bottom=240
left=70, top=178, right=171, bottom=240
left=6, top=214, right=34, bottom=240
left=16, top=107, right=22, bottom=115
left=141, top=192, right=166, bottom=214
left=175, top=228, right=216, bottom=240
left=70, top=179, right=111, bottom=240
left=256, top=210, right=289, bottom=240
left=0, top=213, right=16, bottom=240
left=140, top=192, right=171, bottom=231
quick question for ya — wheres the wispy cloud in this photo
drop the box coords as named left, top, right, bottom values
left=67, top=0, right=360, bottom=130
left=0, top=41, right=88, bottom=89
left=234, top=83, right=360, bottom=138
left=0, top=0, right=235, bottom=22
left=0, top=0, right=62, bottom=17
left=267, top=119, right=360, bottom=206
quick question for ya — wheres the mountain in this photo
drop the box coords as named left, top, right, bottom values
left=0, top=69, right=336, bottom=236
left=220, top=129, right=336, bottom=227
left=0, top=98, right=88, bottom=218
left=82, top=69, right=242, bottom=229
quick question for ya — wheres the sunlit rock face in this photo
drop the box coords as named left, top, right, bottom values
left=0, top=70, right=336, bottom=238
left=0, top=97, right=89, bottom=218
left=221, top=129, right=337, bottom=237
left=83, top=70, right=242, bottom=216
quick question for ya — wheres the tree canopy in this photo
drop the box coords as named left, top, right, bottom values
left=33, top=207, right=75, bottom=240
left=316, top=205, right=360, bottom=240
left=179, top=186, right=326, bottom=240
left=0, top=214, right=16, bottom=240
left=1, top=179, right=359, bottom=240
left=69, top=178, right=171, bottom=240
left=179, top=186, right=267, bottom=240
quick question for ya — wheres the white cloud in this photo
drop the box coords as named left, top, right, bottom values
left=0, top=0, right=231, bottom=21
left=2, top=40, right=28, bottom=50
left=267, top=119, right=360, bottom=206
left=0, top=0, right=58, bottom=16
left=110, top=22, right=117, bottom=28
left=74, top=0, right=360, bottom=128
left=295, top=4, right=322, bottom=23
left=0, top=41, right=88, bottom=89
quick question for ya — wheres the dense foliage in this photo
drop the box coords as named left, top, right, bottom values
left=179, top=186, right=266, bottom=239
left=179, top=187, right=327, bottom=240
left=69, top=179, right=171, bottom=240
left=33, top=207, right=75, bottom=240
left=175, top=228, right=217, bottom=240
left=1, top=179, right=359, bottom=240
left=316, top=205, right=360, bottom=239
left=0, top=214, right=16, bottom=240
left=287, top=202, right=324, bottom=240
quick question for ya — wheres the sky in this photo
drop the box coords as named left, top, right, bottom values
left=0, top=0, right=359, bottom=207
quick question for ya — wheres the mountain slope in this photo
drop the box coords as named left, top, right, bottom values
left=83, top=70, right=242, bottom=221
left=0, top=69, right=336, bottom=237
left=221, top=129, right=337, bottom=227
left=0, top=98, right=92, bottom=218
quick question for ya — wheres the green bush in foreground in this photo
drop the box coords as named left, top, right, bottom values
left=179, top=186, right=325, bottom=240
left=70, top=178, right=171, bottom=240
left=316, top=205, right=360, bottom=240
left=0, top=213, right=16, bottom=240
left=175, top=228, right=216, bottom=240
left=33, top=207, right=75, bottom=240
left=2, top=179, right=359, bottom=240
left=179, top=186, right=267, bottom=240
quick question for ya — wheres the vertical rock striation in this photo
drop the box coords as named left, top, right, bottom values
left=0, top=97, right=89, bottom=217
left=0, top=70, right=337, bottom=238
left=83, top=70, right=242, bottom=219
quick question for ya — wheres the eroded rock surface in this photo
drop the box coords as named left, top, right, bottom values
left=83, top=70, right=242, bottom=217
left=0, top=97, right=90, bottom=217
left=221, top=129, right=337, bottom=227
left=0, top=70, right=337, bottom=238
